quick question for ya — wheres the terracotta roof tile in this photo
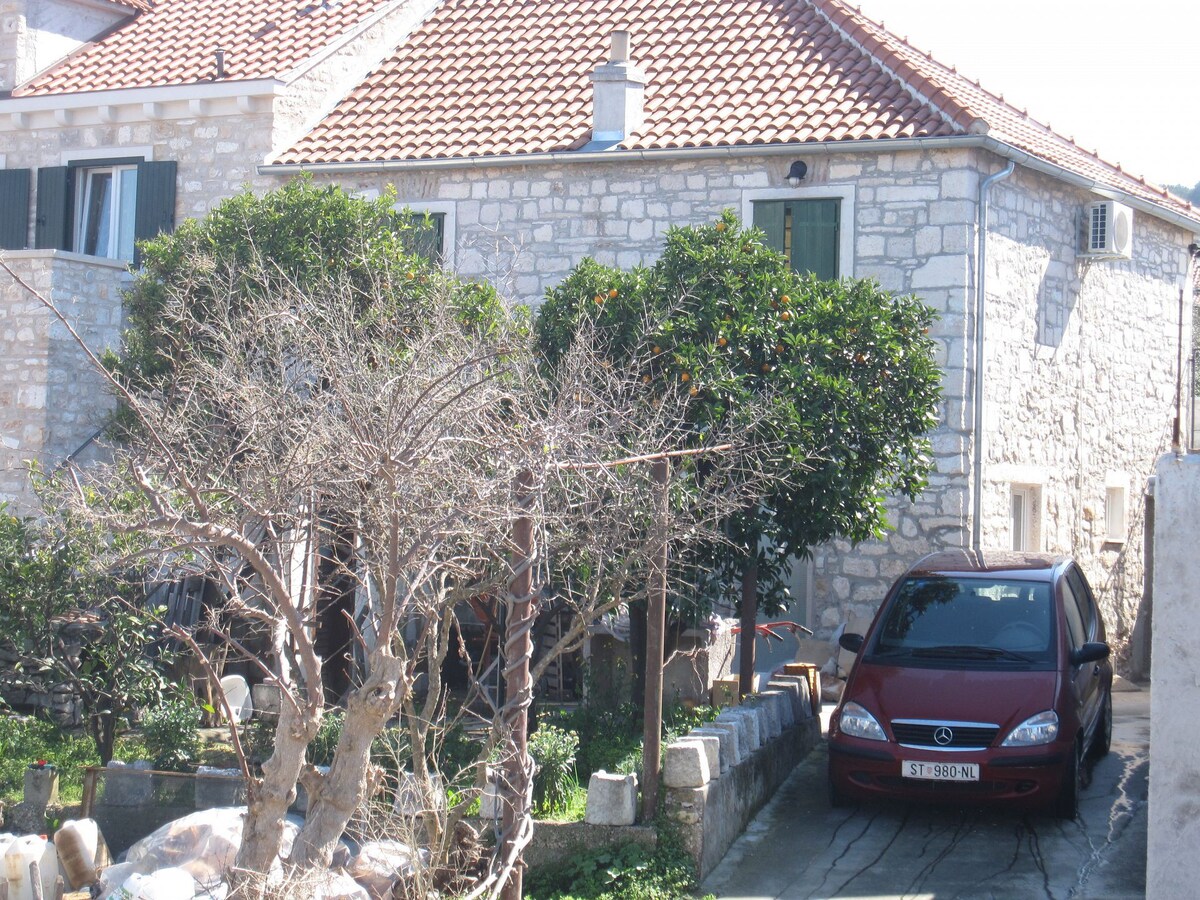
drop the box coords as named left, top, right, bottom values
left=15, top=0, right=396, bottom=95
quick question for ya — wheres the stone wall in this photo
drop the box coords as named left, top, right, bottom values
left=0, top=0, right=127, bottom=92
left=0, top=250, right=126, bottom=509
left=1146, top=451, right=1200, bottom=900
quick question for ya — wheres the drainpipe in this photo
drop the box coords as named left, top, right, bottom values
left=970, top=160, right=1016, bottom=551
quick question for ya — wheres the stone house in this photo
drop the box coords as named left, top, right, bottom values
left=0, top=0, right=1196, bottom=654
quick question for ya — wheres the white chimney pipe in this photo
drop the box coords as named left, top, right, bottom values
left=589, top=30, right=647, bottom=145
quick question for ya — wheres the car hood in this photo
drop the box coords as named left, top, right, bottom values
left=846, top=660, right=1059, bottom=733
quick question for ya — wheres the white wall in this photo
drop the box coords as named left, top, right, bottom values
left=1147, top=451, right=1200, bottom=899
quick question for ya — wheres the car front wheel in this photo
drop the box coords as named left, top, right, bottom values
left=1055, top=739, right=1082, bottom=820
left=1090, top=692, right=1113, bottom=759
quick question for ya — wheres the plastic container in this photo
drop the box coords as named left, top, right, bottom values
left=120, top=867, right=196, bottom=899
left=54, top=818, right=103, bottom=889
left=4, top=834, right=59, bottom=900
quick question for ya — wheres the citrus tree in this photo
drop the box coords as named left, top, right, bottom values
left=536, top=210, right=942, bottom=685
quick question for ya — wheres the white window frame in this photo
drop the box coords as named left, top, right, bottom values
left=74, top=163, right=139, bottom=261
left=391, top=199, right=457, bottom=270
left=1104, top=472, right=1128, bottom=544
left=741, top=184, right=855, bottom=279
left=1010, top=483, right=1043, bottom=552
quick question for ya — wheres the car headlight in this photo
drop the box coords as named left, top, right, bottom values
left=838, top=701, right=887, bottom=741
left=1001, top=710, right=1059, bottom=747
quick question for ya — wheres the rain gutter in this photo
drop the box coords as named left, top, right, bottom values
left=263, top=134, right=1200, bottom=234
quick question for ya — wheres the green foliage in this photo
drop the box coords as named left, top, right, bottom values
left=529, top=723, right=579, bottom=817
left=307, top=711, right=345, bottom=767
left=536, top=210, right=942, bottom=613
left=141, top=694, right=203, bottom=771
left=0, top=715, right=147, bottom=804
left=526, top=825, right=705, bottom=900
left=112, top=177, right=509, bottom=413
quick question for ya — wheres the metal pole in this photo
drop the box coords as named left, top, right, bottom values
left=738, top=558, right=758, bottom=695
left=641, top=459, right=669, bottom=821
left=500, top=470, right=535, bottom=900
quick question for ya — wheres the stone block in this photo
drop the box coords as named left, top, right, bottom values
left=678, top=735, right=719, bottom=777
left=690, top=726, right=736, bottom=772
left=762, top=689, right=794, bottom=729
left=101, top=760, right=152, bottom=807
left=584, top=771, right=638, bottom=826
left=662, top=741, right=710, bottom=788
left=195, top=766, right=247, bottom=809
left=714, top=709, right=752, bottom=755
left=747, top=698, right=779, bottom=741
left=723, top=707, right=761, bottom=752
left=24, top=766, right=58, bottom=808
left=769, top=676, right=813, bottom=720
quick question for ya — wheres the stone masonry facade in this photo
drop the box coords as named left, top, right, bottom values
left=0, top=89, right=1192, bottom=651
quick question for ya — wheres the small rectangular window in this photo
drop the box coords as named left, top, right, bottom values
left=1011, top=484, right=1042, bottom=552
left=1104, top=485, right=1126, bottom=543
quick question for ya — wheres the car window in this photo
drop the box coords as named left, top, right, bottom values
left=1060, top=577, right=1087, bottom=649
left=873, top=576, right=1055, bottom=665
left=1066, top=567, right=1099, bottom=641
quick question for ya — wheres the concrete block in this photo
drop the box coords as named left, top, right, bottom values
left=662, top=741, right=710, bottom=788
left=678, top=735, right=719, bottom=778
left=699, top=720, right=743, bottom=765
left=690, top=726, right=736, bottom=772
left=747, top=698, right=780, bottom=741
left=24, top=766, right=58, bottom=807
left=584, top=771, right=638, bottom=825
left=725, top=707, right=762, bottom=752
left=102, top=760, right=152, bottom=807
left=195, top=766, right=247, bottom=808
left=714, top=709, right=752, bottom=755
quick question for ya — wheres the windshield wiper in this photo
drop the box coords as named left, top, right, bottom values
left=912, top=644, right=1032, bottom=663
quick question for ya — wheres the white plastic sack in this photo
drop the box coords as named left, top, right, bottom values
left=124, top=807, right=298, bottom=891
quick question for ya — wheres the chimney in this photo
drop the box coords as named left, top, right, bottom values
left=589, top=30, right=647, bottom=145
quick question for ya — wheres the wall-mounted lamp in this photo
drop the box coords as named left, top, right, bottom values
left=786, top=160, right=808, bottom=187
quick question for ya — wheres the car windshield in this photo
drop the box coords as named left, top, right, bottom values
left=871, top=576, right=1055, bottom=666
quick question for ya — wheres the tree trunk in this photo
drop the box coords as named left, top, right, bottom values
left=290, top=652, right=406, bottom=867
left=738, top=558, right=758, bottom=696
left=234, top=697, right=320, bottom=884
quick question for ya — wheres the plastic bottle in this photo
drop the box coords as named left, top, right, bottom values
left=4, top=834, right=59, bottom=900
left=121, top=867, right=196, bottom=899
left=54, top=818, right=102, bottom=889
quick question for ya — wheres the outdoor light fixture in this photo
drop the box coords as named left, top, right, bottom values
left=786, top=160, right=808, bottom=186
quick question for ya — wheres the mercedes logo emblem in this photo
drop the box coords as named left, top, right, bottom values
left=933, top=726, right=954, bottom=746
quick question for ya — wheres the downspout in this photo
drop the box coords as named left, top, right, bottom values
left=971, top=160, right=1016, bottom=551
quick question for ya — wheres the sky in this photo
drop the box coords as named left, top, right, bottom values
left=848, top=0, right=1200, bottom=190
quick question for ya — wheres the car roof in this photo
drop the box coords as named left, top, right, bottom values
left=905, top=549, right=1073, bottom=582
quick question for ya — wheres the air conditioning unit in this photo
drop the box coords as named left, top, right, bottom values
left=1082, top=201, right=1133, bottom=259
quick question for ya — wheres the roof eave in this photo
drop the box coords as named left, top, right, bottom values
left=262, top=135, right=1200, bottom=234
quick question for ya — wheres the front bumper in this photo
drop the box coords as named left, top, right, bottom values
left=827, top=737, right=1069, bottom=808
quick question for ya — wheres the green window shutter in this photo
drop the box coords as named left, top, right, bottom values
left=34, top=166, right=72, bottom=251
left=408, top=212, right=445, bottom=263
left=790, top=199, right=839, bottom=279
left=134, top=160, right=177, bottom=246
left=0, top=169, right=30, bottom=250
left=753, top=200, right=786, bottom=254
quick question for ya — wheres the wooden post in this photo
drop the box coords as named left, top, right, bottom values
left=738, top=558, right=759, bottom=696
left=29, top=861, right=43, bottom=900
left=53, top=877, right=64, bottom=900
left=500, top=470, right=535, bottom=900
left=641, top=458, right=670, bottom=821
left=81, top=767, right=98, bottom=817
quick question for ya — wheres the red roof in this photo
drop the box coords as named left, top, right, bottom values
left=277, top=0, right=1195, bottom=223
left=15, top=0, right=395, bottom=95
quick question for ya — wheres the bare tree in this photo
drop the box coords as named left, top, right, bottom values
left=4, top=236, right=761, bottom=898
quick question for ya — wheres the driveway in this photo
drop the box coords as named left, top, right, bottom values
left=701, top=689, right=1149, bottom=899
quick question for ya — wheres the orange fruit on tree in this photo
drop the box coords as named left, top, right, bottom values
left=593, top=294, right=604, bottom=305
left=689, top=386, right=699, bottom=397
left=715, top=221, right=726, bottom=232
left=780, top=310, right=792, bottom=321
left=680, top=372, right=691, bottom=383
left=780, top=295, right=791, bottom=305
left=608, top=288, right=619, bottom=299
left=717, top=336, right=728, bottom=347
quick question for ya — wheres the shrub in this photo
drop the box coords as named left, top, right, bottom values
left=307, top=711, right=345, bottom=766
left=141, top=695, right=203, bottom=772
left=529, top=724, right=579, bottom=817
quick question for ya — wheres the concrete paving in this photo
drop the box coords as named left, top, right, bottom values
left=702, top=690, right=1149, bottom=899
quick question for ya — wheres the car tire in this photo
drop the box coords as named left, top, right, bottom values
left=827, top=766, right=850, bottom=808
left=1090, top=692, right=1113, bottom=759
left=1055, top=739, right=1082, bottom=820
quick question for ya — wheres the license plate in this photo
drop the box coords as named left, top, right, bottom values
left=901, top=760, right=979, bottom=782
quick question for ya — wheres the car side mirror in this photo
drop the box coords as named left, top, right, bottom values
left=838, top=632, right=864, bottom=653
left=1070, top=641, right=1110, bottom=667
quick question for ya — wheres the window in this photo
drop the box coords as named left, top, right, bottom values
left=392, top=200, right=455, bottom=268
left=22, top=158, right=177, bottom=262
left=752, top=199, right=840, bottom=279
left=1104, top=483, right=1126, bottom=544
left=1060, top=578, right=1086, bottom=650
left=1011, top=484, right=1042, bottom=552
left=76, top=165, right=139, bottom=260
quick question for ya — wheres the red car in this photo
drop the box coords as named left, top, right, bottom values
left=827, top=550, right=1112, bottom=818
